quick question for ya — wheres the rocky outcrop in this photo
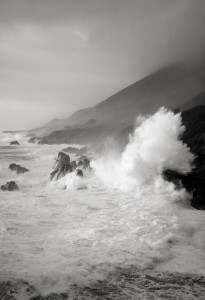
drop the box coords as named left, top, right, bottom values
left=62, top=146, right=87, bottom=156
left=50, top=152, right=72, bottom=180
left=78, top=156, right=91, bottom=170
left=28, top=137, right=40, bottom=144
left=9, top=163, right=29, bottom=174
left=71, top=160, right=77, bottom=170
left=164, top=105, right=205, bottom=210
left=1, top=181, right=19, bottom=191
left=76, top=169, right=83, bottom=177
left=50, top=152, right=91, bottom=181
left=10, top=141, right=19, bottom=145
left=181, top=107, right=205, bottom=210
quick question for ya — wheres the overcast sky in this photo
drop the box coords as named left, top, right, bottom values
left=0, top=0, right=205, bottom=130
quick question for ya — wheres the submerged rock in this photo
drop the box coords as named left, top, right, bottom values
left=76, top=169, right=83, bottom=177
left=10, top=141, right=19, bottom=145
left=9, top=163, right=29, bottom=174
left=50, top=152, right=72, bottom=180
left=1, top=181, right=19, bottom=191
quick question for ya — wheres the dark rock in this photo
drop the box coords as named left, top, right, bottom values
left=71, top=160, right=77, bottom=170
left=28, top=137, right=40, bottom=144
left=191, top=166, right=205, bottom=210
left=180, top=106, right=205, bottom=209
left=1, top=181, right=19, bottom=191
left=50, top=152, right=72, bottom=180
left=78, top=160, right=84, bottom=167
left=79, top=155, right=88, bottom=161
left=163, top=166, right=205, bottom=210
left=163, top=106, right=205, bottom=210
left=83, top=159, right=91, bottom=169
left=62, top=146, right=87, bottom=156
left=76, top=169, right=83, bottom=177
left=9, top=163, right=29, bottom=174
left=10, top=141, right=19, bottom=145
left=78, top=156, right=91, bottom=169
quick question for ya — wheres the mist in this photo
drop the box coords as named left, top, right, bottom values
left=0, top=0, right=205, bottom=130
left=92, top=108, right=194, bottom=195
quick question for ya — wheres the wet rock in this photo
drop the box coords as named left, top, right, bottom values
left=1, top=181, right=19, bottom=191
left=71, top=160, right=77, bottom=170
left=76, top=169, right=83, bottom=177
left=78, top=156, right=91, bottom=170
left=164, top=129, right=205, bottom=210
left=191, top=166, right=205, bottom=210
left=10, top=141, right=19, bottom=145
left=78, top=160, right=84, bottom=167
left=50, top=152, right=72, bottom=180
left=28, top=137, right=40, bottom=144
left=180, top=106, right=205, bottom=210
left=9, top=163, right=29, bottom=174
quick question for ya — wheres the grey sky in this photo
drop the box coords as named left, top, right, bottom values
left=0, top=0, right=205, bottom=130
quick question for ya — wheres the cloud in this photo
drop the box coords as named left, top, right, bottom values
left=0, top=0, right=204, bottom=129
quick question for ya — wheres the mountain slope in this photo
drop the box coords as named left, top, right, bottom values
left=32, top=63, right=205, bottom=144
left=65, top=64, right=205, bottom=127
left=179, top=91, right=205, bottom=111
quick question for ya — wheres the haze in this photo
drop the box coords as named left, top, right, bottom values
left=0, top=0, right=205, bottom=130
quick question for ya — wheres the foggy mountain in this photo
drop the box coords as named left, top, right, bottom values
left=178, top=91, right=205, bottom=111
left=31, top=63, right=205, bottom=145
left=65, top=64, right=205, bottom=126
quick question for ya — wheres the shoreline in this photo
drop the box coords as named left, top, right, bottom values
left=0, top=269, right=205, bottom=299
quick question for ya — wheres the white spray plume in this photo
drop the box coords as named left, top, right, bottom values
left=92, top=107, right=194, bottom=192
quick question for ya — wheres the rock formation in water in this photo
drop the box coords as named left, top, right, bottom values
left=9, top=163, right=29, bottom=174
left=10, top=141, right=19, bottom=145
left=76, top=169, right=83, bottom=177
left=71, top=160, right=77, bottom=170
left=164, top=105, right=205, bottom=210
left=28, top=136, right=40, bottom=144
left=50, top=152, right=72, bottom=180
left=1, top=181, right=19, bottom=191
left=78, top=156, right=91, bottom=170
left=50, top=152, right=91, bottom=181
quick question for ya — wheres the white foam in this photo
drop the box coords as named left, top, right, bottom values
left=92, top=107, right=194, bottom=193
left=0, top=109, right=205, bottom=295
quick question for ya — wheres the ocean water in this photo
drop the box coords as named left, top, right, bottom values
left=0, top=112, right=205, bottom=299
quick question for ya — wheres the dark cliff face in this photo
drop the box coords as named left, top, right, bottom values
left=181, top=105, right=205, bottom=154
left=164, top=105, right=205, bottom=210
